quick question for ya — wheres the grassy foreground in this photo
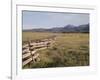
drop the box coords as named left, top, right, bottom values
left=22, top=32, right=89, bottom=68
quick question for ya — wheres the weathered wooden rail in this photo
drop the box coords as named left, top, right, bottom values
left=22, top=36, right=56, bottom=67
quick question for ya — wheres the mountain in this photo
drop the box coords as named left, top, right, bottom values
left=60, top=24, right=89, bottom=33
left=23, top=24, right=89, bottom=33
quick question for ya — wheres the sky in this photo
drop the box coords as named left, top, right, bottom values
left=22, top=11, right=89, bottom=30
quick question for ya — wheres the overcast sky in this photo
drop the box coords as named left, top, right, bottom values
left=22, top=11, right=89, bottom=30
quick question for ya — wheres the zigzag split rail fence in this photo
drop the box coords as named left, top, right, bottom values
left=22, top=36, right=56, bottom=67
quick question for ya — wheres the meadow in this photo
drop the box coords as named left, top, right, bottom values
left=22, top=32, right=89, bottom=68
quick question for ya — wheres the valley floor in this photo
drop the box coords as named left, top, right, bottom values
left=22, top=32, right=89, bottom=69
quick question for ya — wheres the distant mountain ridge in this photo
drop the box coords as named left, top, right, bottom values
left=23, top=24, right=89, bottom=33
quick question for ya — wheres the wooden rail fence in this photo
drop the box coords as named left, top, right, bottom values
left=22, top=36, right=56, bottom=67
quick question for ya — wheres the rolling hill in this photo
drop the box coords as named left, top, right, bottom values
left=23, top=24, right=89, bottom=33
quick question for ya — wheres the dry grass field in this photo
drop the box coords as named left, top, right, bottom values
left=22, top=32, right=89, bottom=68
